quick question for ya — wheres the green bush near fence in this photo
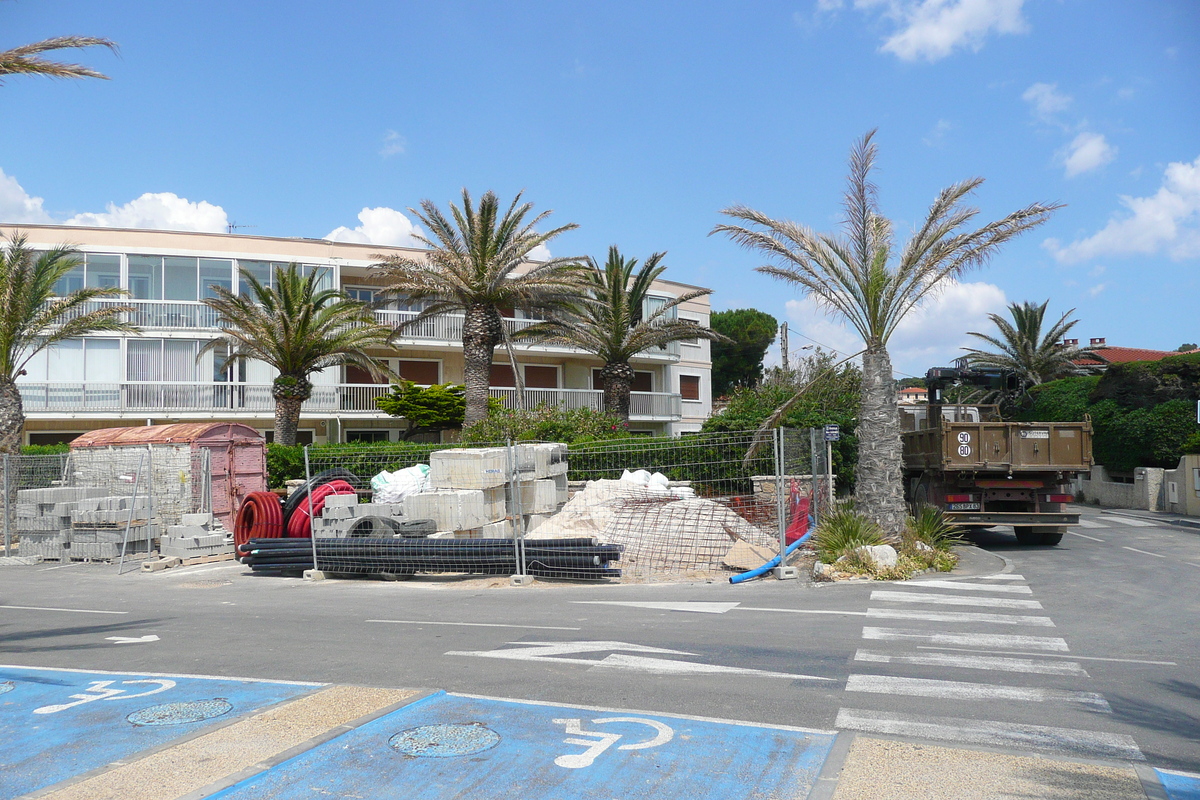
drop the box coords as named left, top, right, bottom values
left=20, top=444, right=70, bottom=455
left=266, top=431, right=784, bottom=496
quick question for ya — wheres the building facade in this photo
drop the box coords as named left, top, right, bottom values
left=3, top=225, right=713, bottom=445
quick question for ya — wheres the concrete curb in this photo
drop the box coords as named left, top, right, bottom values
left=1101, top=508, right=1200, bottom=531
left=805, top=730, right=857, bottom=800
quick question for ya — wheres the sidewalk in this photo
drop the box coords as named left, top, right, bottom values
left=1097, top=506, right=1200, bottom=531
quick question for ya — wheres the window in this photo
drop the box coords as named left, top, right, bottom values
left=346, top=430, right=389, bottom=443
left=679, top=316, right=700, bottom=346
left=592, top=369, right=653, bottom=392
left=28, top=432, right=83, bottom=446
left=524, top=365, right=558, bottom=389
left=53, top=253, right=119, bottom=295
left=397, top=360, right=440, bottom=384
left=128, top=255, right=163, bottom=300
left=344, top=287, right=377, bottom=303
left=164, top=257, right=199, bottom=301
left=127, top=339, right=200, bottom=382
left=345, top=364, right=388, bottom=385
left=679, top=375, right=701, bottom=401
left=199, top=259, right=233, bottom=299
left=238, top=260, right=275, bottom=294
left=265, top=429, right=314, bottom=445
left=21, top=338, right=121, bottom=382
left=490, top=363, right=515, bottom=387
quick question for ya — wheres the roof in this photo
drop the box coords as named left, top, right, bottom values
left=899, top=387, right=928, bottom=394
left=71, top=423, right=263, bottom=447
left=1073, top=346, right=1198, bottom=367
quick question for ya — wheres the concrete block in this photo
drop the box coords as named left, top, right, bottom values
left=515, top=479, right=557, bottom=515
left=142, top=557, right=182, bottom=572
left=52, top=502, right=80, bottom=515
left=429, top=447, right=509, bottom=489
left=70, top=529, right=147, bottom=544
left=516, top=443, right=568, bottom=479
left=167, top=525, right=209, bottom=538
left=303, top=569, right=327, bottom=581
left=160, top=537, right=233, bottom=558
left=322, top=494, right=359, bottom=508
left=510, top=574, right=535, bottom=586
left=551, top=473, right=568, bottom=505
left=321, top=505, right=352, bottom=520
left=404, top=489, right=494, bottom=531
left=525, top=513, right=551, bottom=533
left=349, top=502, right=402, bottom=518
left=181, top=513, right=213, bottom=526
left=18, top=532, right=65, bottom=560
left=14, top=503, right=37, bottom=518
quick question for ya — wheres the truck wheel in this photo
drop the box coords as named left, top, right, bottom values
left=1035, top=527, right=1064, bottom=546
left=1014, top=526, right=1039, bottom=545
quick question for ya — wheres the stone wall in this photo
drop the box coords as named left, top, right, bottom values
left=1078, top=465, right=1164, bottom=511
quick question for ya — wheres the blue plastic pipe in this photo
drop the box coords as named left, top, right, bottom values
left=729, top=518, right=815, bottom=584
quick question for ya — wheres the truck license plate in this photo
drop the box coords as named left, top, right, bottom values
left=947, top=503, right=981, bottom=511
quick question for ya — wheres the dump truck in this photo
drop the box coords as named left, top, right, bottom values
left=900, top=367, right=1093, bottom=546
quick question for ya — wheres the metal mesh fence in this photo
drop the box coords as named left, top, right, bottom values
left=237, top=430, right=817, bottom=583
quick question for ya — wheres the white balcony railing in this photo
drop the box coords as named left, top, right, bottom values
left=17, top=382, right=684, bottom=420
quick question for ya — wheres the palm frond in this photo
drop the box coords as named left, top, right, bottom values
left=0, top=36, right=117, bottom=82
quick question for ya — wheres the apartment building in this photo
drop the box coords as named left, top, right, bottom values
left=2, top=224, right=714, bottom=445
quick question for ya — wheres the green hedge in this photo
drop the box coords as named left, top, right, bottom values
left=20, top=443, right=70, bottom=455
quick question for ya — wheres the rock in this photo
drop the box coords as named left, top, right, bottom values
left=913, top=541, right=935, bottom=553
left=812, top=560, right=836, bottom=580
left=853, top=544, right=898, bottom=569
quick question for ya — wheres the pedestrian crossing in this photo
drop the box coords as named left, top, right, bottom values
left=1078, top=515, right=1158, bottom=528
left=835, top=572, right=1144, bottom=761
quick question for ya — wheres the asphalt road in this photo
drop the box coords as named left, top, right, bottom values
left=2, top=504, right=1197, bottom=773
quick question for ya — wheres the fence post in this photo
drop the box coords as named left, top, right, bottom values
left=3, top=453, right=10, bottom=558
left=304, top=444, right=318, bottom=574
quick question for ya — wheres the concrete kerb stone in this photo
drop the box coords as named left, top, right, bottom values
left=1100, top=508, right=1200, bottom=531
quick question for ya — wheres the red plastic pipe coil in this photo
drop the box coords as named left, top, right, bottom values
left=234, top=491, right=284, bottom=551
left=285, top=480, right=357, bottom=539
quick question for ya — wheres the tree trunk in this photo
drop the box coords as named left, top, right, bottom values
left=272, top=376, right=312, bottom=447
left=0, top=378, right=24, bottom=455
left=462, top=304, right=502, bottom=427
left=600, top=361, right=635, bottom=421
left=855, top=346, right=906, bottom=538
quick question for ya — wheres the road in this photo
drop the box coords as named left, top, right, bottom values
left=2, top=504, right=1197, bottom=775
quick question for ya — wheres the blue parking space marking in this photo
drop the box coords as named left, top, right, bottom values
left=0, top=664, right=320, bottom=798
left=1158, top=769, right=1200, bottom=800
left=211, top=691, right=837, bottom=800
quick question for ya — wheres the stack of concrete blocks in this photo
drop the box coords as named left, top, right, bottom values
left=69, top=494, right=156, bottom=560
left=160, top=512, right=234, bottom=559
left=423, top=447, right=517, bottom=539
left=14, top=486, right=107, bottom=560
left=514, top=443, right=569, bottom=534
left=67, top=443, right=197, bottom=527
left=312, top=493, right=403, bottom=537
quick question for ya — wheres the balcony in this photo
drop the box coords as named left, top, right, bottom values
left=48, top=301, right=680, bottom=361
left=17, top=383, right=684, bottom=422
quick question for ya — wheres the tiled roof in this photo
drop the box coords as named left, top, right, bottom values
left=1074, top=346, right=1196, bottom=366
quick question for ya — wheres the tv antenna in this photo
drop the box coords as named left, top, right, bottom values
left=227, top=221, right=257, bottom=234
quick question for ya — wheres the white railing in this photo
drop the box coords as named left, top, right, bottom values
left=48, top=299, right=225, bottom=329
left=629, top=391, right=683, bottom=419
left=487, top=388, right=682, bottom=420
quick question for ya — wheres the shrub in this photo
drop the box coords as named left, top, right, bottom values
left=1184, top=432, right=1200, bottom=455
left=20, top=443, right=70, bottom=455
left=904, top=505, right=965, bottom=552
left=812, top=507, right=884, bottom=563
left=461, top=405, right=632, bottom=446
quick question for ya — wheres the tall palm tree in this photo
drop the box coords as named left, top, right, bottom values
left=372, top=189, right=585, bottom=426
left=521, top=246, right=724, bottom=419
left=0, top=233, right=139, bottom=454
left=0, top=35, right=116, bottom=82
left=963, top=300, right=1086, bottom=389
left=713, top=131, right=1059, bottom=536
left=201, top=264, right=397, bottom=446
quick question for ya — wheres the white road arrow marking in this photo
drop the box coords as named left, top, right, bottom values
left=571, top=601, right=741, bottom=614
left=446, top=640, right=834, bottom=681
left=105, top=635, right=160, bottom=644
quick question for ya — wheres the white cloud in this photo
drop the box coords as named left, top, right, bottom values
left=923, top=119, right=953, bottom=147
left=64, top=192, right=228, bottom=232
left=380, top=130, right=406, bottom=158
left=1045, top=155, right=1200, bottom=263
left=1088, top=283, right=1107, bottom=296
left=528, top=244, right=552, bottom=261
left=324, top=207, right=424, bottom=248
left=1059, top=132, right=1117, bottom=178
left=873, top=0, right=1029, bottom=62
left=0, top=168, right=53, bottom=224
left=1022, top=82, right=1072, bottom=122
left=785, top=280, right=1008, bottom=375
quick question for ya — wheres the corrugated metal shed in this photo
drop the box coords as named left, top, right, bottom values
left=73, top=423, right=259, bottom=447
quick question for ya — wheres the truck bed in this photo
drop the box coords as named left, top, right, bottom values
left=902, top=420, right=1092, bottom=473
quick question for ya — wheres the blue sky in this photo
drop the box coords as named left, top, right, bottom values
left=2, top=0, right=1197, bottom=379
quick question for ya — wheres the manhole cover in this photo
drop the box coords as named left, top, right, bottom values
left=127, top=698, right=232, bottom=726
left=389, top=723, right=501, bottom=757
left=0, top=681, right=12, bottom=694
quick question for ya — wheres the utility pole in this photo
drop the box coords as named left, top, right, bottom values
left=780, top=322, right=788, bottom=374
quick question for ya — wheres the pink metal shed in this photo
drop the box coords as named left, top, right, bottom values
left=72, top=423, right=267, bottom=530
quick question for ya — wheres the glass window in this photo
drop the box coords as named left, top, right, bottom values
left=199, top=259, right=233, bottom=299
left=54, top=255, right=85, bottom=296
left=301, top=264, right=333, bottom=292
left=680, top=375, right=701, bottom=401
left=164, top=256, right=198, bottom=301
left=128, top=256, right=163, bottom=300
left=85, top=254, right=121, bottom=289
left=47, top=339, right=84, bottom=378
left=346, top=430, right=389, bottom=443
left=85, top=339, right=121, bottom=382
left=344, top=287, right=376, bottom=303
left=126, top=339, right=200, bottom=382
left=397, top=360, right=440, bottom=384
left=238, top=260, right=274, bottom=296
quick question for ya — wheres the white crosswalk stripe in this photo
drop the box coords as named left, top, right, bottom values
left=834, top=709, right=1144, bottom=761
left=853, top=649, right=1089, bottom=676
left=904, top=580, right=1033, bottom=594
left=1106, top=516, right=1157, bottom=527
left=838, top=575, right=1141, bottom=761
left=870, top=590, right=1044, bottom=609
left=1077, top=518, right=1109, bottom=529
left=845, top=674, right=1110, bottom=710
left=866, top=608, right=1055, bottom=626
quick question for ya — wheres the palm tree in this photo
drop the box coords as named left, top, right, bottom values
left=0, top=233, right=139, bottom=453
left=713, top=131, right=1059, bottom=536
left=963, top=300, right=1086, bottom=391
left=521, top=246, right=724, bottom=419
left=201, top=264, right=397, bottom=446
left=372, top=189, right=585, bottom=426
left=0, top=35, right=116, bottom=82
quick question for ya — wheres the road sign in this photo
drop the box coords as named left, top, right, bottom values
left=824, top=424, right=840, bottom=442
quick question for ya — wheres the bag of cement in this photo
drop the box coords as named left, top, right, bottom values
left=373, top=464, right=431, bottom=504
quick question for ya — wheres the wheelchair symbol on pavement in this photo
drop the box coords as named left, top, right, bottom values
left=552, top=717, right=675, bottom=769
